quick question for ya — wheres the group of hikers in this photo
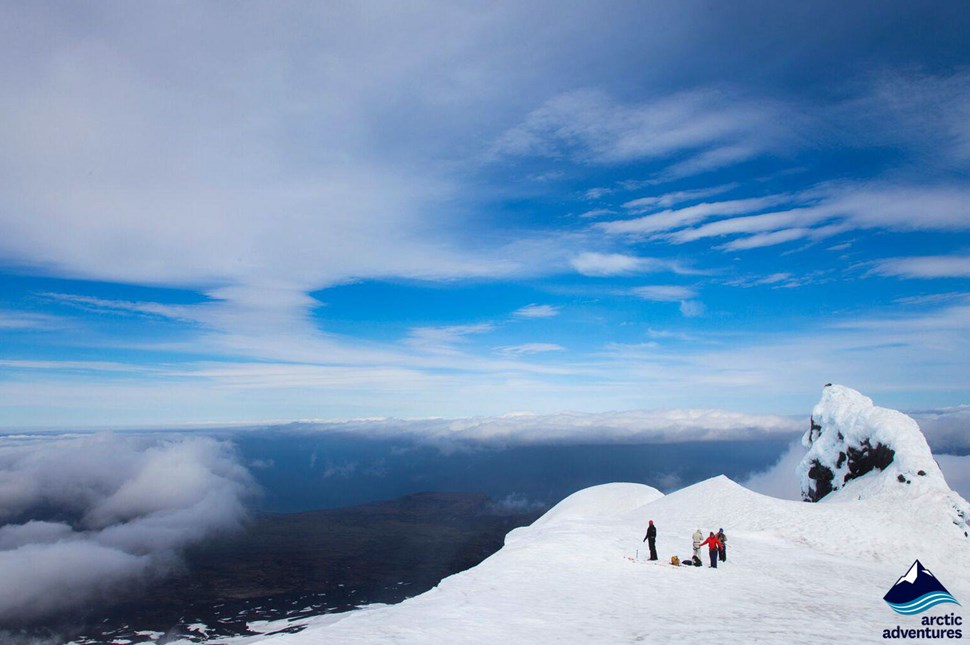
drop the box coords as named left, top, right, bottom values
left=641, top=521, right=727, bottom=568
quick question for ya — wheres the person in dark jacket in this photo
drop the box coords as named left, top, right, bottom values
left=699, top=531, right=722, bottom=568
left=716, top=528, right=727, bottom=562
left=642, top=520, right=657, bottom=560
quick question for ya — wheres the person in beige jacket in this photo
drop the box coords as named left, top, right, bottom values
left=692, top=528, right=703, bottom=561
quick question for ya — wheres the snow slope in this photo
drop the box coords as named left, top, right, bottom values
left=210, top=474, right=967, bottom=644
left=170, top=387, right=970, bottom=644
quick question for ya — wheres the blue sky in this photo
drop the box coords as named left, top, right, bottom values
left=1, top=1, right=969, bottom=427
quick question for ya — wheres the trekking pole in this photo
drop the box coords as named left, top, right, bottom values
left=635, top=549, right=639, bottom=561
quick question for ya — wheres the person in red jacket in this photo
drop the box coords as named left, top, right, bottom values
left=699, top=531, right=722, bottom=568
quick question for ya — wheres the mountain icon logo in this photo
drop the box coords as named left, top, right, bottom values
left=884, top=560, right=960, bottom=615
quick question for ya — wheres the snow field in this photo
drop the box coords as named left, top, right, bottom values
left=234, top=476, right=969, bottom=644
left=163, top=387, right=970, bottom=644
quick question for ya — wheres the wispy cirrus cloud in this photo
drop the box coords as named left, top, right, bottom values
left=622, top=183, right=739, bottom=213
left=846, top=70, right=970, bottom=168
left=597, top=195, right=793, bottom=237
left=871, top=255, right=970, bottom=279
left=570, top=252, right=684, bottom=277
left=513, top=304, right=560, bottom=319
left=630, top=285, right=697, bottom=302
left=0, top=360, right=154, bottom=374
left=723, top=272, right=820, bottom=289
left=717, top=227, right=817, bottom=251
left=0, top=310, right=65, bottom=331
left=596, top=183, right=970, bottom=252
left=491, top=88, right=791, bottom=170
left=668, top=207, right=834, bottom=244
left=42, top=292, right=199, bottom=322
left=405, top=323, right=495, bottom=351
left=628, top=285, right=705, bottom=318
left=496, top=343, right=565, bottom=356
left=576, top=208, right=615, bottom=219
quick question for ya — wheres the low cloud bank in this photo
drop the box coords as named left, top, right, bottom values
left=0, top=434, right=254, bottom=624
left=936, top=454, right=970, bottom=501
left=276, top=404, right=970, bottom=452
left=283, top=408, right=805, bottom=448
left=910, top=406, right=970, bottom=454
left=743, top=440, right=805, bottom=501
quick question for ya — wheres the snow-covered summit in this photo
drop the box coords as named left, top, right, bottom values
left=797, top=384, right=969, bottom=537
left=527, top=482, right=663, bottom=529
left=800, top=385, right=946, bottom=499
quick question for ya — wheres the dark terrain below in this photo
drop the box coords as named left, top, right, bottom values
left=9, top=492, right=542, bottom=644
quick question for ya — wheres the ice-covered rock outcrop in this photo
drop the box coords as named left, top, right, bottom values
left=798, top=384, right=969, bottom=536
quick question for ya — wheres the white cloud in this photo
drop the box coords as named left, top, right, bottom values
left=0, top=434, right=254, bottom=622
left=872, top=255, right=970, bottom=279
left=0, top=5, right=606, bottom=356
left=322, top=461, right=358, bottom=479
left=283, top=408, right=803, bottom=447
left=852, top=70, right=970, bottom=167
left=491, top=88, right=789, bottom=169
left=583, top=187, right=613, bottom=200
left=718, top=227, right=813, bottom=251
left=742, top=439, right=805, bottom=500
left=724, top=273, right=796, bottom=288
left=894, top=292, right=969, bottom=307
left=573, top=252, right=643, bottom=276
left=631, top=286, right=696, bottom=301
left=2, top=293, right=966, bottom=428
left=679, top=300, right=707, bottom=318
left=670, top=207, right=833, bottom=243
left=577, top=209, right=615, bottom=219
left=42, top=292, right=198, bottom=322
left=600, top=183, right=970, bottom=253
left=0, top=310, right=64, bottom=331
left=598, top=195, right=791, bottom=237
left=0, top=360, right=154, bottom=374
left=513, top=304, right=560, bottom=319
left=659, top=142, right=760, bottom=180
left=406, top=323, right=495, bottom=350
left=571, top=252, right=684, bottom=277
left=910, top=405, right=970, bottom=454
left=828, top=185, right=970, bottom=231
left=622, top=184, right=739, bottom=212
left=496, top=343, right=565, bottom=356
left=936, top=454, right=970, bottom=501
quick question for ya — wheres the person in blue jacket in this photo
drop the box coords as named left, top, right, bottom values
left=716, top=528, right=727, bottom=562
